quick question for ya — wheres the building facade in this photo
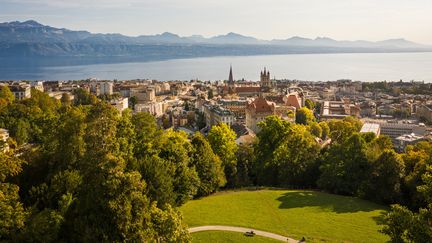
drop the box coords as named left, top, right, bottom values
left=245, top=96, right=276, bottom=133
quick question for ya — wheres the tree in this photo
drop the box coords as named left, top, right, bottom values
left=381, top=166, right=432, bottom=242
left=207, top=123, right=238, bottom=187
left=305, top=98, right=315, bottom=110
left=364, top=150, right=405, bottom=203
left=149, top=203, right=191, bottom=242
left=319, top=121, right=330, bottom=139
left=273, top=125, right=321, bottom=187
left=0, top=85, right=15, bottom=104
left=295, top=107, right=315, bottom=125
left=136, top=155, right=176, bottom=207
left=254, top=116, right=292, bottom=185
left=234, top=144, right=255, bottom=187
left=132, top=112, right=160, bottom=158
left=129, top=96, right=137, bottom=110
left=0, top=152, right=27, bottom=241
left=156, top=130, right=199, bottom=205
left=327, top=119, right=359, bottom=144
left=73, top=88, right=97, bottom=105
left=318, top=133, right=370, bottom=195
left=190, top=133, right=226, bottom=196
left=60, top=93, right=71, bottom=107
left=15, top=119, right=30, bottom=145
left=195, top=111, right=206, bottom=130
left=309, top=122, right=322, bottom=138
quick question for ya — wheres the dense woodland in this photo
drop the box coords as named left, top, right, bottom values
left=0, top=86, right=431, bottom=242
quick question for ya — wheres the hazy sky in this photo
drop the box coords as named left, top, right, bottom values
left=1, top=0, right=432, bottom=44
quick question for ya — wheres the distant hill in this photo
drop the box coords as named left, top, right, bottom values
left=0, top=20, right=431, bottom=59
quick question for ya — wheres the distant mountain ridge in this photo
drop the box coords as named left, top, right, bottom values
left=0, top=20, right=431, bottom=59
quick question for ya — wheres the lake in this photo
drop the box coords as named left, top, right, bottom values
left=1, top=52, right=432, bottom=82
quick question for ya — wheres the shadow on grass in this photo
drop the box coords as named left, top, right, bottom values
left=276, top=191, right=386, bottom=213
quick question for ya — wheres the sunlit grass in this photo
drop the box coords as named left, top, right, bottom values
left=192, top=231, right=280, bottom=243
left=181, top=189, right=389, bottom=242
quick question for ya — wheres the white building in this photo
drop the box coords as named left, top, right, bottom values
left=31, top=81, right=44, bottom=92
left=9, top=84, right=31, bottom=100
left=110, top=97, right=129, bottom=112
left=100, top=82, right=114, bottom=95
left=135, top=101, right=164, bottom=117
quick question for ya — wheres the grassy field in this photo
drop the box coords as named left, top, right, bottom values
left=181, top=190, right=389, bottom=242
left=192, top=231, right=280, bottom=243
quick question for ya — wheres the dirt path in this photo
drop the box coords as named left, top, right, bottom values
left=189, top=225, right=299, bottom=242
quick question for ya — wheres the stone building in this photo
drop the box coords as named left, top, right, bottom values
left=245, top=96, right=276, bottom=133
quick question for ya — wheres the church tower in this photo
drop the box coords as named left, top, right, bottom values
left=260, top=67, right=271, bottom=88
left=228, top=65, right=235, bottom=94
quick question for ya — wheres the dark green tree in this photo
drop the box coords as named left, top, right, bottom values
left=295, top=107, right=315, bottom=125
left=190, top=133, right=226, bottom=196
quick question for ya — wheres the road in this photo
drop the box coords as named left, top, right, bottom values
left=189, top=225, right=299, bottom=242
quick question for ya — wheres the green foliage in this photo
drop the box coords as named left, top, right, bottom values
left=254, top=116, right=292, bottom=185
left=60, top=93, right=71, bottom=106
left=318, top=121, right=330, bottom=139
left=190, top=133, right=226, bottom=197
left=381, top=167, right=432, bottom=242
left=295, top=107, right=315, bottom=125
left=149, top=203, right=191, bottom=242
left=0, top=152, right=27, bottom=241
left=208, top=123, right=238, bottom=187
left=305, top=98, right=315, bottom=110
left=255, top=116, right=320, bottom=187
left=15, top=119, right=30, bottom=145
left=309, top=122, right=322, bottom=138
left=0, top=85, right=15, bottom=104
left=327, top=117, right=361, bottom=144
left=365, top=150, right=405, bottom=204
left=318, top=133, right=370, bottom=195
left=273, top=125, right=320, bottom=187
left=0, top=95, right=196, bottom=242
left=136, top=155, right=176, bottom=207
left=195, top=111, right=206, bottom=130
left=132, top=112, right=160, bottom=157
left=157, top=130, right=199, bottom=205
left=73, top=88, right=97, bottom=105
left=234, top=144, right=255, bottom=187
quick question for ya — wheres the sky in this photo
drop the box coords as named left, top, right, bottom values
left=1, top=0, right=432, bottom=44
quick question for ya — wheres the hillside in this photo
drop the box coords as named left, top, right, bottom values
left=181, top=190, right=389, bottom=242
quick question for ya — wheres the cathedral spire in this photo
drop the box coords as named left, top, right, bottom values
left=228, top=65, right=234, bottom=83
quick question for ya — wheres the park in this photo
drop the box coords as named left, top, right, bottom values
left=181, top=189, right=389, bottom=242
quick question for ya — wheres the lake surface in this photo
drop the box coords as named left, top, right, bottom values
left=1, top=52, right=432, bottom=82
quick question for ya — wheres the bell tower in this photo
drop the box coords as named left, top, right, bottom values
left=260, top=67, right=271, bottom=88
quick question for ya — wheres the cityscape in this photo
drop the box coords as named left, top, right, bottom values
left=1, top=0, right=432, bottom=242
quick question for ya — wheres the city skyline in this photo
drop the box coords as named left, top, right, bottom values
left=1, top=0, right=432, bottom=44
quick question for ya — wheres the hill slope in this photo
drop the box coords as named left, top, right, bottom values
left=180, top=190, right=389, bottom=242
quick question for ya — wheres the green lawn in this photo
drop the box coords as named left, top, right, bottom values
left=192, top=231, right=280, bottom=243
left=181, top=190, right=389, bottom=242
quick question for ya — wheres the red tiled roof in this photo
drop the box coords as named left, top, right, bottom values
left=247, top=96, right=275, bottom=112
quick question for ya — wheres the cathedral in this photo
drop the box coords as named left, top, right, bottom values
left=222, top=66, right=273, bottom=97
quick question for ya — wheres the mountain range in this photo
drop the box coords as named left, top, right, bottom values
left=0, top=20, right=431, bottom=60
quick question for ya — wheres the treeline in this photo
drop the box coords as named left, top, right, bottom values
left=0, top=87, right=431, bottom=242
